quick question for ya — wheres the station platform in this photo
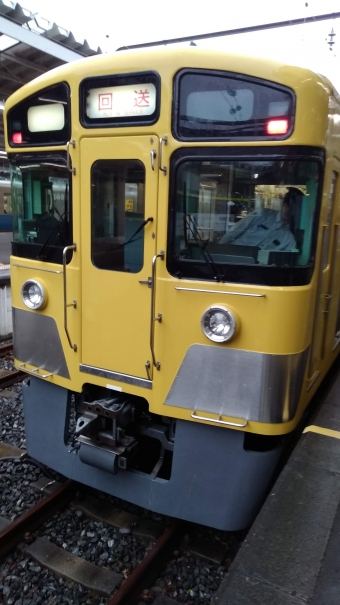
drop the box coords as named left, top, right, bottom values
left=0, top=231, right=11, bottom=282
left=0, top=232, right=11, bottom=266
left=212, top=358, right=340, bottom=605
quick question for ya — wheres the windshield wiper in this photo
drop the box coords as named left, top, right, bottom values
left=180, top=180, right=224, bottom=281
left=107, top=217, right=153, bottom=252
left=37, top=214, right=65, bottom=260
left=37, top=184, right=69, bottom=260
left=180, top=117, right=266, bottom=134
left=184, top=213, right=225, bottom=282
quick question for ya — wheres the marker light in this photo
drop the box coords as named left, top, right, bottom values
left=201, top=305, right=237, bottom=343
left=21, top=280, right=46, bottom=310
left=12, top=132, right=23, bottom=144
left=266, top=119, right=289, bottom=135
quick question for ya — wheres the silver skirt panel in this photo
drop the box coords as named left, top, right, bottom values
left=80, top=364, right=152, bottom=390
left=13, top=307, right=70, bottom=379
left=164, top=344, right=309, bottom=423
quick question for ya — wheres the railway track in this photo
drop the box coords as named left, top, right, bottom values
left=0, top=369, right=26, bottom=389
left=0, top=343, right=13, bottom=358
left=0, top=343, right=26, bottom=388
left=0, top=479, right=77, bottom=559
left=0, top=447, right=232, bottom=604
left=0, top=461, right=186, bottom=604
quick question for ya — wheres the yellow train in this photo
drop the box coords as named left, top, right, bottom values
left=4, top=48, right=340, bottom=530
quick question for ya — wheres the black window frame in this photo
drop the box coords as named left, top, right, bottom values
left=80, top=71, right=161, bottom=129
left=90, top=158, right=146, bottom=273
left=167, top=145, right=324, bottom=287
left=9, top=151, right=74, bottom=265
left=172, top=68, right=296, bottom=142
left=7, top=82, right=71, bottom=148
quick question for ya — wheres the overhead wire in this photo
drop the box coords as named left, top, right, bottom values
left=117, top=11, right=340, bottom=50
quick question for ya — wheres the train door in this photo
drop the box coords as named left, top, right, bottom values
left=80, top=136, right=159, bottom=380
left=308, top=166, right=340, bottom=380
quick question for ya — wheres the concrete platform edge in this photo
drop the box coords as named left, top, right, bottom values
left=212, top=371, right=340, bottom=605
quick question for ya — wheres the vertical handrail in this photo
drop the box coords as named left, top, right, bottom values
left=149, top=251, right=164, bottom=370
left=159, top=136, right=168, bottom=175
left=66, top=139, right=76, bottom=175
left=63, top=244, right=77, bottom=351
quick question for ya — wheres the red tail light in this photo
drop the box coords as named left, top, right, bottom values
left=266, top=119, right=289, bottom=135
left=12, top=132, right=23, bottom=144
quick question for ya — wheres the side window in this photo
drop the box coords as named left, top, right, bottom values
left=91, top=160, right=145, bottom=273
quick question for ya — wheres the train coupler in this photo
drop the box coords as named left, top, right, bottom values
left=75, top=396, right=138, bottom=474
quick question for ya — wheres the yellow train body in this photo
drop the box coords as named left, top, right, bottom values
left=5, top=48, right=340, bottom=529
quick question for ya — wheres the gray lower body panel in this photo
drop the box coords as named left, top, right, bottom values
left=164, top=344, right=309, bottom=423
left=23, top=377, right=283, bottom=530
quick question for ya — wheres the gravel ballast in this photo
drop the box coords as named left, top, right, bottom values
left=0, top=355, right=245, bottom=604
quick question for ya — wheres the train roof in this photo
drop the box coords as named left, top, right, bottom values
left=4, top=47, right=340, bottom=112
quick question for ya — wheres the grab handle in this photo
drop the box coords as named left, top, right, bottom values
left=148, top=250, right=164, bottom=370
left=63, top=244, right=77, bottom=351
left=191, top=410, right=248, bottom=427
left=159, top=136, right=168, bottom=175
left=66, top=139, right=76, bottom=175
left=17, top=363, right=53, bottom=378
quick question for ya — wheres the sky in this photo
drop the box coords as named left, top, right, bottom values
left=18, top=0, right=340, bottom=90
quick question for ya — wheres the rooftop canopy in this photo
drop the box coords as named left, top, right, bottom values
left=0, top=0, right=102, bottom=174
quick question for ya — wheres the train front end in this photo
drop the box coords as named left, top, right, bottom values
left=5, top=49, right=340, bottom=530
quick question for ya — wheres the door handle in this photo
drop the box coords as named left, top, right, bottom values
left=150, top=149, right=156, bottom=171
left=139, top=277, right=152, bottom=287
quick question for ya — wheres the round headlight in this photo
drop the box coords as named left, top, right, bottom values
left=201, top=305, right=237, bottom=343
left=21, top=280, right=46, bottom=310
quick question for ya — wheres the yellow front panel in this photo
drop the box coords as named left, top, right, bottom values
left=11, top=259, right=81, bottom=389
left=151, top=277, right=314, bottom=410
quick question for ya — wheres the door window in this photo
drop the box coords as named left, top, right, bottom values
left=91, top=160, right=145, bottom=272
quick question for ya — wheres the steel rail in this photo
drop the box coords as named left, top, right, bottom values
left=0, top=369, right=26, bottom=388
left=0, top=480, right=77, bottom=559
left=0, top=343, right=13, bottom=358
left=107, top=521, right=185, bottom=605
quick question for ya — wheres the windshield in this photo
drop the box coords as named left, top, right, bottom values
left=11, top=156, right=72, bottom=263
left=168, top=150, right=322, bottom=286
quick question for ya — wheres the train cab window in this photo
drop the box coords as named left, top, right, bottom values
left=91, top=160, right=145, bottom=272
left=173, top=70, right=295, bottom=141
left=167, top=148, right=323, bottom=286
left=10, top=155, right=73, bottom=264
left=8, top=83, right=70, bottom=147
